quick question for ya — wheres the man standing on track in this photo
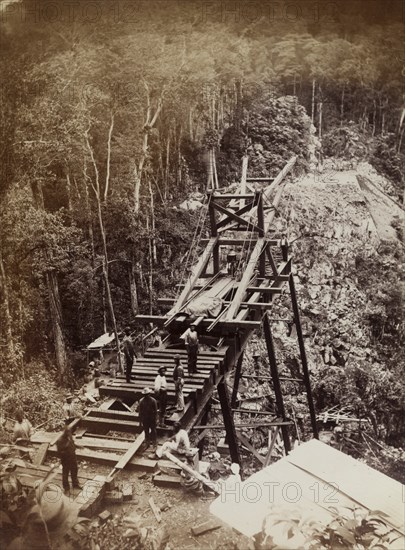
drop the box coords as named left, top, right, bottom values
left=122, top=327, right=135, bottom=383
left=173, top=354, right=185, bottom=412
left=138, top=387, right=158, bottom=449
left=154, top=366, right=168, bottom=427
left=181, top=324, right=199, bottom=374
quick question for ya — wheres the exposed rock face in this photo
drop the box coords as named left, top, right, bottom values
left=264, top=169, right=404, bottom=442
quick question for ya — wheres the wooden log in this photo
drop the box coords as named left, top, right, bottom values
left=148, top=497, right=162, bottom=523
left=235, top=431, right=265, bottom=465
left=108, top=432, right=145, bottom=477
left=191, top=520, right=222, bottom=536
left=32, top=443, right=49, bottom=466
left=76, top=475, right=107, bottom=518
left=163, top=451, right=220, bottom=494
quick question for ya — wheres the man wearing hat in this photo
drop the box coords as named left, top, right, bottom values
left=63, top=395, right=77, bottom=424
left=180, top=324, right=199, bottom=374
left=154, top=367, right=168, bottom=427
left=122, top=327, right=135, bottom=383
left=172, top=355, right=185, bottom=412
left=138, top=388, right=158, bottom=448
left=56, top=420, right=82, bottom=495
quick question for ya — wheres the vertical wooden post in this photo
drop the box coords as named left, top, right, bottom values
left=231, top=352, right=244, bottom=408
left=263, top=313, right=291, bottom=454
left=208, top=194, right=220, bottom=274
left=198, top=401, right=211, bottom=459
left=239, top=156, right=248, bottom=209
left=288, top=275, right=319, bottom=438
left=218, top=380, right=241, bottom=466
left=256, top=191, right=266, bottom=277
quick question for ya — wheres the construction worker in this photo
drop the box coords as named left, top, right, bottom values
left=122, top=327, right=135, bottom=383
left=56, top=421, right=81, bottom=495
left=138, top=388, right=158, bottom=448
left=181, top=324, right=199, bottom=374
left=154, top=366, right=168, bottom=427
left=13, top=409, right=33, bottom=444
left=63, top=395, right=77, bottom=424
left=157, top=422, right=191, bottom=457
left=173, top=354, right=185, bottom=412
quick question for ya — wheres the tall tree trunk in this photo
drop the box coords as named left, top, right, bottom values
left=165, top=133, right=170, bottom=201
left=46, top=269, right=68, bottom=382
left=340, top=86, right=345, bottom=126
left=147, top=217, right=153, bottom=315
left=149, top=180, right=157, bottom=262
left=0, top=250, right=15, bottom=363
left=129, top=262, right=139, bottom=316
left=311, top=79, right=316, bottom=124
left=97, top=200, right=121, bottom=369
left=34, top=182, right=69, bottom=379
left=235, top=79, right=243, bottom=132
left=66, top=173, right=73, bottom=212
left=318, top=101, right=323, bottom=139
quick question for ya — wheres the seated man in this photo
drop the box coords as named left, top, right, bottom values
left=13, top=409, right=33, bottom=444
left=156, top=422, right=192, bottom=458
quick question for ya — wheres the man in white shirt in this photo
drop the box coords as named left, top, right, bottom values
left=156, top=422, right=191, bottom=457
left=154, top=366, right=168, bottom=427
left=180, top=324, right=199, bottom=374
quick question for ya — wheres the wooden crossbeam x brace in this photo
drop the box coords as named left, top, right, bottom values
left=211, top=200, right=262, bottom=233
left=216, top=199, right=256, bottom=229
left=218, top=379, right=241, bottom=466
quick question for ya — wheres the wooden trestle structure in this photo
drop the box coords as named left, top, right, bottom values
left=87, top=155, right=318, bottom=468
left=21, top=155, right=320, bottom=514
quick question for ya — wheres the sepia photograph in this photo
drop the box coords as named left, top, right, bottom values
left=0, top=1, right=404, bottom=548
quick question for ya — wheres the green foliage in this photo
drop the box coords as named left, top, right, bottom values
left=322, top=125, right=369, bottom=160
left=370, top=135, right=405, bottom=198
left=218, top=94, right=312, bottom=184
left=1, top=367, right=66, bottom=431
left=256, top=505, right=400, bottom=550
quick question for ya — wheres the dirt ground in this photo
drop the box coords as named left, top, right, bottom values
left=44, top=456, right=251, bottom=550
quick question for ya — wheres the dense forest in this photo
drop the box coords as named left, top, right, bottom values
left=0, top=0, right=404, bottom=453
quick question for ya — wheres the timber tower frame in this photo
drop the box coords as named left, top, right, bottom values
left=100, top=155, right=318, bottom=467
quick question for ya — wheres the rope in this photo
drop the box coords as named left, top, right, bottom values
left=175, top=195, right=210, bottom=301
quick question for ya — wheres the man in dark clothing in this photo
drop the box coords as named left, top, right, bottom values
left=56, top=422, right=81, bottom=495
left=181, top=324, right=199, bottom=374
left=122, top=327, right=135, bottom=383
left=154, top=366, right=168, bottom=427
left=138, top=387, right=158, bottom=448
left=173, top=355, right=185, bottom=412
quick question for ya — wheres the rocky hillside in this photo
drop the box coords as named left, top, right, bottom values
left=272, top=164, right=404, bottom=443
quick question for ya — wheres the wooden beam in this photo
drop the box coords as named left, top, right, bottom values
left=236, top=430, right=265, bottom=465
left=164, top=451, right=220, bottom=494
left=218, top=380, right=241, bottom=466
left=246, top=287, right=283, bottom=294
left=212, top=201, right=261, bottom=232
left=264, top=426, right=281, bottom=467
left=201, top=238, right=279, bottom=246
left=216, top=200, right=256, bottom=229
left=212, top=194, right=254, bottom=200
left=191, top=421, right=293, bottom=429
left=263, top=313, right=291, bottom=454
left=231, top=353, right=244, bottom=408
left=225, top=238, right=266, bottom=320
left=167, top=237, right=219, bottom=316
left=239, top=155, right=248, bottom=209
left=108, top=432, right=145, bottom=477
left=246, top=177, right=274, bottom=182
left=289, top=275, right=319, bottom=439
